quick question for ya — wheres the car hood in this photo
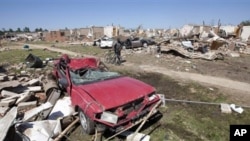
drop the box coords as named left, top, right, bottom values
left=76, top=76, right=155, bottom=110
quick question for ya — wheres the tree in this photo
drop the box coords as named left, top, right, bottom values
left=23, top=27, right=30, bottom=32
left=240, top=20, right=250, bottom=26
left=0, top=30, right=4, bottom=36
left=8, top=28, right=14, bottom=32
left=34, top=28, right=44, bottom=32
left=16, top=27, right=22, bottom=33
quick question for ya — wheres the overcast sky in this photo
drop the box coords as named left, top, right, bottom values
left=0, top=0, right=249, bottom=31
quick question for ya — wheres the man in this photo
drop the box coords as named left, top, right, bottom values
left=113, top=38, right=122, bottom=65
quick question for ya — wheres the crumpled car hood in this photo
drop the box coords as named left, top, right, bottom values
left=76, top=76, right=155, bottom=110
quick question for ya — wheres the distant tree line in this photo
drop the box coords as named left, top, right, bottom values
left=0, top=27, right=48, bottom=36
left=240, top=20, right=250, bottom=26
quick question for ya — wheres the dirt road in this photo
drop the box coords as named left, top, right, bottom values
left=27, top=44, right=250, bottom=94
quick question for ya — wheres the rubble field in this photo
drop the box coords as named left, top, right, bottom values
left=0, top=41, right=250, bottom=141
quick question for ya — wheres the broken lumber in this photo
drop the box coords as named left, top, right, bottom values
left=1, top=90, right=19, bottom=97
left=0, top=107, right=10, bottom=116
left=0, top=99, right=16, bottom=107
left=0, top=107, right=17, bottom=141
left=16, top=92, right=33, bottom=104
left=130, top=101, right=161, bottom=141
left=23, top=102, right=53, bottom=121
left=27, top=86, right=42, bottom=92
left=18, top=101, right=37, bottom=111
left=23, top=78, right=39, bottom=86
left=0, top=80, right=20, bottom=90
left=40, top=89, right=61, bottom=119
left=53, top=117, right=79, bottom=141
left=0, top=74, right=8, bottom=81
left=104, top=101, right=161, bottom=141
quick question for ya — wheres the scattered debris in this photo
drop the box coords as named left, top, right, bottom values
left=48, top=96, right=74, bottom=120
left=230, top=104, right=244, bottom=114
left=220, top=103, right=232, bottom=114
left=15, top=120, right=61, bottom=141
left=126, top=132, right=150, bottom=141
left=25, top=53, right=43, bottom=68
left=0, top=80, right=20, bottom=91
left=0, top=107, right=17, bottom=141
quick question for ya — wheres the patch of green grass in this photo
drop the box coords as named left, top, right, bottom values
left=0, top=49, right=60, bottom=65
left=59, top=45, right=106, bottom=57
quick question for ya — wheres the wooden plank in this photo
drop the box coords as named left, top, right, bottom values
left=1, top=90, right=19, bottom=97
left=16, top=92, right=33, bottom=104
left=40, top=89, right=61, bottom=119
left=0, top=75, right=8, bottom=81
left=17, top=101, right=37, bottom=111
left=2, top=91, right=30, bottom=101
left=0, top=99, right=16, bottom=107
left=53, top=117, right=79, bottom=141
left=0, top=107, right=17, bottom=141
left=0, top=80, right=20, bottom=90
left=23, top=102, right=53, bottom=121
left=27, top=86, right=42, bottom=92
left=23, top=79, right=39, bottom=86
left=0, top=107, right=10, bottom=116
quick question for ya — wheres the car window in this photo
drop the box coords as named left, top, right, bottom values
left=70, top=68, right=120, bottom=85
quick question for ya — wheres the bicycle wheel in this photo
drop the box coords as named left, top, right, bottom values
left=111, top=54, right=117, bottom=64
left=104, top=52, right=112, bottom=63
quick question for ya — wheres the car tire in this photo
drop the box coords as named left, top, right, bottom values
left=79, top=109, right=95, bottom=134
left=143, top=42, right=148, bottom=47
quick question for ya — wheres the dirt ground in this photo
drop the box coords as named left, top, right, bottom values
left=120, top=48, right=250, bottom=105
left=3, top=43, right=250, bottom=104
left=2, top=43, right=250, bottom=140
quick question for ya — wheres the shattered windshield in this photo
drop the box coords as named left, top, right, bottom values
left=70, top=68, right=120, bottom=84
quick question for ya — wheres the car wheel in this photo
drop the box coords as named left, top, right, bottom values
left=143, top=42, right=148, bottom=47
left=79, top=109, right=95, bottom=134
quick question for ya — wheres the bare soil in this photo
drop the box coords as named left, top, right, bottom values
left=16, top=43, right=250, bottom=110
left=5, top=43, right=250, bottom=140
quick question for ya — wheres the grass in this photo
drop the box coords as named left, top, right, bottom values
left=0, top=49, right=60, bottom=65
left=26, top=41, right=107, bottom=57
left=2, top=44, right=250, bottom=141
left=59, top=45, right=106, bottom=57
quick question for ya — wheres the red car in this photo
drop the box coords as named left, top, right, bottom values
left=53, top=54, right=161, bottom=134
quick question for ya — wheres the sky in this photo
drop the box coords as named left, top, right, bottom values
left=0, top=0, right=249, bottom=31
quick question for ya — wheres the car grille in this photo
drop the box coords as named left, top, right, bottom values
left=122, top=98, right=144, bottom=115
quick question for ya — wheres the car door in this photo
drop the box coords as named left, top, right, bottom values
left=57, top=61, right=70, bottom=90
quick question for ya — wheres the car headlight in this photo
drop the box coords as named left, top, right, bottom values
left=101, top=111, right=118, bottom=124
left=149, top=94, right=157, bottom=101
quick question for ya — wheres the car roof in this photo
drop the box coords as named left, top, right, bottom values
left=68, top=57, right=99, bottom=70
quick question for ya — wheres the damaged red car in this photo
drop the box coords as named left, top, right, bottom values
left=53, top=54, right=161, bottom=134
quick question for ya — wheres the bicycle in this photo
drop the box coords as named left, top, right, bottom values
left=104, top=50, right=117, bottom=64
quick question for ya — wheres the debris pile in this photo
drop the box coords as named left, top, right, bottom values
left=122, top=24, right=250, bottom=61
left=0, top=55, right=76, bottom=141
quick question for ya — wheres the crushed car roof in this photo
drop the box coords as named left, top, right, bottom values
left=68, top=57, right=99, bottom=70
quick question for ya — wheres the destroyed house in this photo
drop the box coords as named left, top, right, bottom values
left=45, top=30, right=66, bottom=42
